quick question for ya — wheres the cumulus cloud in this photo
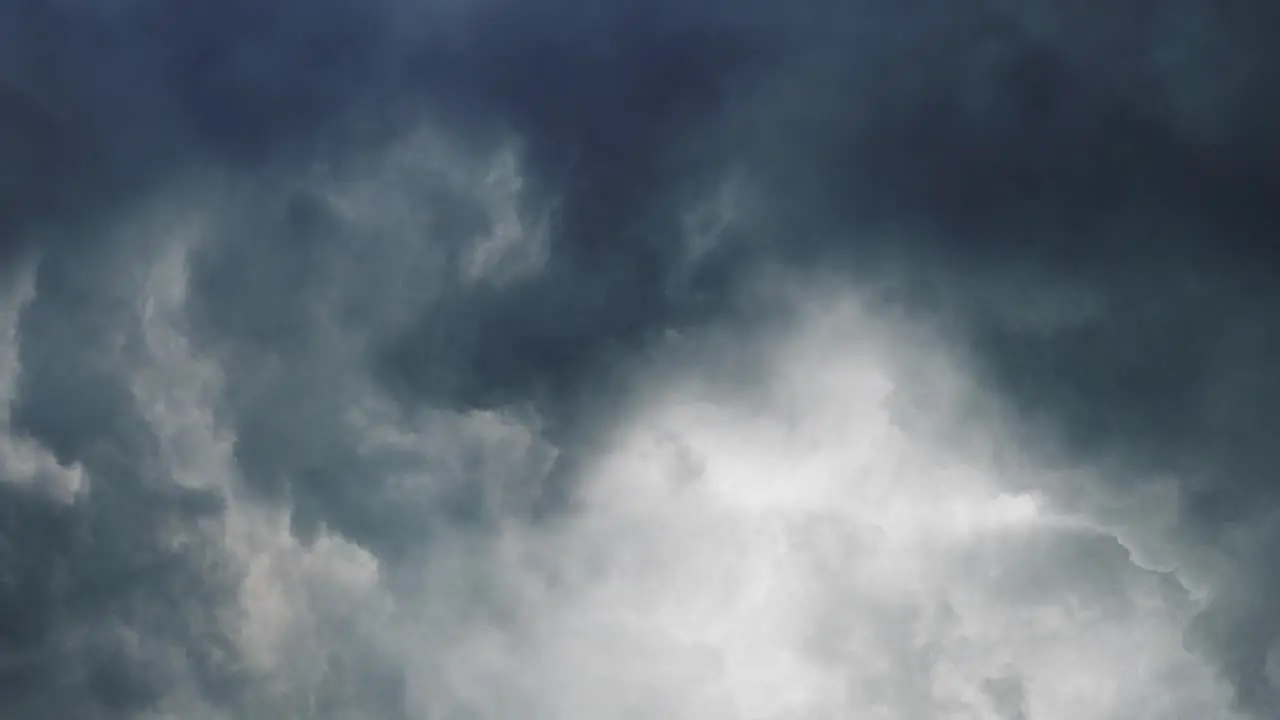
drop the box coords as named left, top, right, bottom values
left=1, top=1, right=1278, bottom=718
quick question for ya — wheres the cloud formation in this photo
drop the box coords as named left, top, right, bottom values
left=1, top=1, right=1278, bottom=718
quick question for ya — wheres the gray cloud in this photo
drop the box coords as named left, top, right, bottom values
left=1, top=1, right=1277, bottom=717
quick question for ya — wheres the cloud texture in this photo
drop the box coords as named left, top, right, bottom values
left=1, top=1, right=1278, bottom=718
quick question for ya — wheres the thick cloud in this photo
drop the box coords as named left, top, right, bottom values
left=1, top=0, right=1278, bottom=717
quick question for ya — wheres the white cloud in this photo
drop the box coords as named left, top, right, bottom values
left=381, top=283, right=1241, bottom=719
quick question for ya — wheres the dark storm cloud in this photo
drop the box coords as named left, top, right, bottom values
left=768, top=7, right=1280, bottom=711
left=768, top=9, right=1280, bottom=712
left=1, top=0, right=1278, bottom=717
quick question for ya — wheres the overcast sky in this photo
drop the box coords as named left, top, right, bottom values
left=1, top=2, right=1278, bottom=718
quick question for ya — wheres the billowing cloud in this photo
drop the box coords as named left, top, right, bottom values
left=1, top=1, right=1278, bottom=718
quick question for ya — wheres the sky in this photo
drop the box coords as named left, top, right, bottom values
left=1, top=1, right=1278, bottom=718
